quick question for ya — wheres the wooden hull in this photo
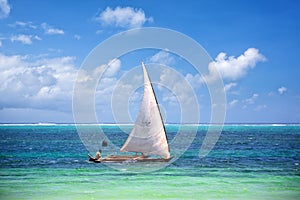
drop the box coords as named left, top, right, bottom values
left=88, top=154, right=171, bottom=163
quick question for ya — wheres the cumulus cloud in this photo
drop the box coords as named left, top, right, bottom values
left=10, top=34, right=41, bottom=44
left=0, top=0, right=10, bottom=19
left=41, top=23, right=65, bottom=35
left=150, top=50, right=175, bottom=65
left=77, top=58, right=121, bottom=84
left=185, top=73, right=202, bottom=89
left=96, top=6, right=152, bottom=29
left=159, top=67, right=197, bottom=107
left=278, top=86, right=287, bottom=95
left=75, top=58, right=122, bottom=110
left=0, top=53, right=77, bottom=111
left=74, top=58, right=123, bottom=123
left=103, top=59, right=121, bottom=77
left=204, top=48, right=266, bottom=82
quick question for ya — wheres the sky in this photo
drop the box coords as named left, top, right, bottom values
left=0, top=0, right=299, bottom=124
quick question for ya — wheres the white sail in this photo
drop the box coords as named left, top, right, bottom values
left=120, top=62, right=170, bottom=159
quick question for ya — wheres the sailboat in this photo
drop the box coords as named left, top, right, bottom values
left=88, top=62, right=171, bottom=163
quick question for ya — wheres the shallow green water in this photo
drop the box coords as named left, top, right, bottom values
left=1, top=168, right=299, bottom=200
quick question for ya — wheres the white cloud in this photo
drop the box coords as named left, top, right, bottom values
left=185, top=73, right=203, bottom=89
left=162, top=94, right=178, bottom=105
left=254, top=105, right=267, bottom=111
left=34, top=35, right=42, bottom=41
left=228, top=99, right=238, bottom=108
left=96, top=6, right=152, bottom=29
left=150, top=50, right=175, bottom=65
left=10, top=34, right=30, bottom=44
left=41, top=23, right=65, bottom=35
left=244, top=93, right=259, bottom=105
left=0, top=0, right=10, bottom=19
left=159, top=67, right=196, bottom=107
left=103, top=59, right=121, bottom=77
left=75, top=59, right=123, bottom=115
left=0, top=108, right=74, bottom=123
left=278, top=86, right=287, bottom=95
left=224, top=82, right=237, bottom=92
left=77, top=58, right=121, bottom=85
left=10, top=21, right=37, bottom=29
left=0, top=53, right=77, bottom=111
left=204, top=48, right=266, bottom=82
left=46, top=28, right=64, bottom=35
left=10, top=34, right=41, bottom=44
left=11, top=35, right=32, bottom=44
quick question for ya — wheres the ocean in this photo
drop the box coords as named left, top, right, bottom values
left=0, top=124, right=299, bottom=199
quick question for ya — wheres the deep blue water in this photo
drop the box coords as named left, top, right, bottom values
left=1, top=124, right=299, bottom=173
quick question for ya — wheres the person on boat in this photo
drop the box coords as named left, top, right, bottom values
left=95, top=149, right=102, bottom=160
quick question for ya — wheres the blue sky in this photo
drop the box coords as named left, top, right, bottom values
left=0, top=0, right=299, bottom=123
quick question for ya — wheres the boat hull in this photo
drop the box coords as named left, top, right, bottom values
left=88, top=154, right=171, bottom=163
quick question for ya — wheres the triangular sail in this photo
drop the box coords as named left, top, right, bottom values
left=120, top=62, right=170, bottom=159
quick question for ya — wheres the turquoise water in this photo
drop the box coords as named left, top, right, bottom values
left=0, top=124, right=299, bottom=199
